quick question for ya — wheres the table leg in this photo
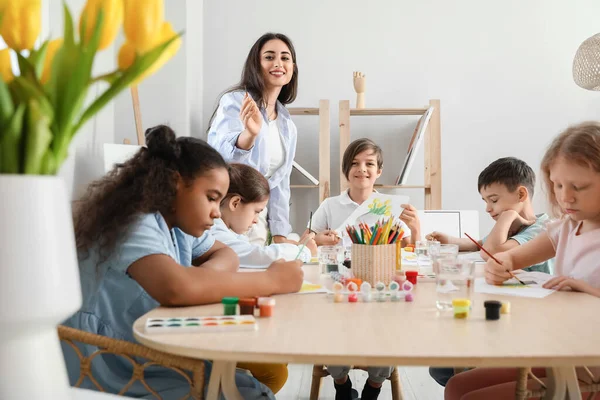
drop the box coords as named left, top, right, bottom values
left=545, top=367, right=582, bottom=400
left=563, top=367, right=582, bottom=400
left=206, top=361, right=225, bottom=400
left=220, top=361, right=244, bottom=400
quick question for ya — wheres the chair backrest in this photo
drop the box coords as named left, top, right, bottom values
left=417, top=210, right=480, bottom=239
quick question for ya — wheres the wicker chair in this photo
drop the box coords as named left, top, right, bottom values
left=578, top=366, right=600, bottom=399
left=515, top=367, right=600, bottom=400
left=58, top=325, right=205, bottom=400
left=309, top=364, right=403, bottom=400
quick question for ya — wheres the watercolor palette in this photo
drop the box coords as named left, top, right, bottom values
left=145, top=315, right=258, bottom=333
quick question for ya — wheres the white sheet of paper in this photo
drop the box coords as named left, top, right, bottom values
left=511, top=271, right=554, bottom=285
left=474, top=277, right=555, bottom=298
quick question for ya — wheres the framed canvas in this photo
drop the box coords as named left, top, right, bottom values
left=396, top=106, right=434, bottom=185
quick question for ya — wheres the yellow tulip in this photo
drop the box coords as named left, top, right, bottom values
left=137, top=22, right=180, bottom=82
left=123, top=0, right=164, bottom=53
left=0, top=0, right=41, bottom=51
left=41, top=39, right=62, bottom=84
left=79, top=0, right=123, bottom=50
left=0, top=48, right=14, bottom=82
left=117, top=41, right=135, bottom=70
left=119, top=22, right=180, bottom=85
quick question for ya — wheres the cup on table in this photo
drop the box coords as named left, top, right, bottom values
left=415, top=240, right=441, bottom=269
left=317, top=245, right=344, bottom=274
left=430, top=243, right=459, bottom=272
left=435, top=258, right=475, bottom=311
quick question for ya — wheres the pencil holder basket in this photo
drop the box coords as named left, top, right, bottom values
left=351, top=243, right=400, bottom=284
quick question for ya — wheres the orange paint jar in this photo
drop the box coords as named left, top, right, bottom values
left=258, top=297, right=276, bottom=317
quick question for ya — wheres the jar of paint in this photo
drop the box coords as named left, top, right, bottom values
left=239, top=298, right=256, bottom=315
left=405, top=270, right=418, bottom=285
left=389, top=281, right=402, bottom=302
left=360, top=282, right=372, bottom=303
left=222, top=297, right=239, bottom=316
left=393, top=270, right=406, bottom=286
left=484, top=300, right=502, bottom=320
left=375, top=281, right=386, bottom=302
left=258, top=297, right=276, bottom=317
left=452, top=298, right=470, bottom=319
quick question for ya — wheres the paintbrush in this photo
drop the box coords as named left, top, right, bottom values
left=295, top=235, right=313, bottom=260
left=464, top=232, right=526, bottom=285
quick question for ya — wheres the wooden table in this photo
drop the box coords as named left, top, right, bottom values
left=133, top=265, right=600, bottom=400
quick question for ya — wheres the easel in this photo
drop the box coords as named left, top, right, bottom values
left=124, top=86, right=145, bottom=146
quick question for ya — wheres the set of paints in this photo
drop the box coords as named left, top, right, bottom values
left=144, top=297, right=277, bottom=334
left=221, top=296, right=275, bottom=317
left=145, top=315, right=258, bottom=333
left=331, top=279, right=415, bottom=303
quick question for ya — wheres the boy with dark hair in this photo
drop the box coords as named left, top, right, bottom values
left=428, top=157, right=551, bottom=273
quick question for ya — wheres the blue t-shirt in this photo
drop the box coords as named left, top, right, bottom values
left=61, top=212, right=274, bottom=399
left=482, top=213, right=553, bottom=273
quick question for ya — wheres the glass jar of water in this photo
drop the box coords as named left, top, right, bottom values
left=317, top=245, right=344, bottom=274
left=415, top=240, right=440, bottom=270
left=435, top=258, right=475, bottom=311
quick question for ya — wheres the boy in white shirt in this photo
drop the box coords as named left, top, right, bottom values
left=310, top=138, right=421, bottom=248
left=309, top=138, right=422, bottom=400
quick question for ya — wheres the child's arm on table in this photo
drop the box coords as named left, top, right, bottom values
left=192, top=240, right=238, bottom=271
left=484, top=233, right=555, bottom=284
left=425, top=231, right=480, bottom=251
left=481, top=210, right=535, bottom=260
left=129, top=256, right=304, bottom=306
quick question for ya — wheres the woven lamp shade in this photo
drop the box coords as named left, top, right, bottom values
left=573, top=33, right=600, bottom=91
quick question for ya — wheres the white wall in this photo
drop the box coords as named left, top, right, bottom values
left=202, top=0, right=600, bottom=234
left=112, top=3, right=191, bottom=144
left=43, top=0, right=200, bottom=199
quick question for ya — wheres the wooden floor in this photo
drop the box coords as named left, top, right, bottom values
left=277, top=365, right=444, bottom=399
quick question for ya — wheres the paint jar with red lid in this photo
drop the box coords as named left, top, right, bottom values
left=405, top=270, right=418, bottom=285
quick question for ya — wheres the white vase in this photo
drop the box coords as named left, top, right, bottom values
left=0, top=175, right=82, bottom=399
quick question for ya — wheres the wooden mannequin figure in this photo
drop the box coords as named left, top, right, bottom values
left=353, top=71, right=366, bottom=109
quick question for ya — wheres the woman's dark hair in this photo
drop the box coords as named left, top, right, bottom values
left=207, top=32, right=298, bottom=132
left=74, top=125, right=228, bottom=264
left=222, top=163, right=270, bottom=205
